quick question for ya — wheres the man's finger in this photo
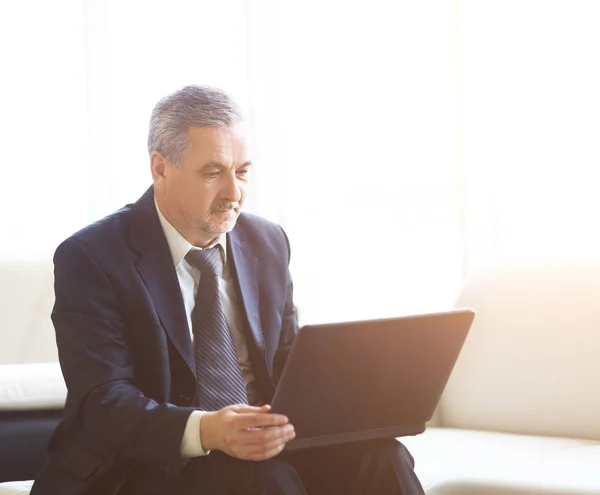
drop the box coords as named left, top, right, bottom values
left=234, top=424, right=294, bottom=445
left=229, top=404, right=270, bottom=414
left=235, top=412, right=290, bottom=430
left=234, top=430, right=295, bottom=460
left=248, top=435, right=293, bottom=461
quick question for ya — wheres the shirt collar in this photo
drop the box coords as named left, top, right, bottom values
left=154, top=199, right=227, bottom=268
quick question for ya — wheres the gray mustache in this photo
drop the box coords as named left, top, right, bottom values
left=212, top=203, right=239, bottom=212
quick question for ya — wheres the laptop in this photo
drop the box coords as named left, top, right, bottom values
left=270, top=308, right=475, bottom=451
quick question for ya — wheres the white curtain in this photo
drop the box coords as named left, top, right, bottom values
left=269, top=1, right=462, bottom=324
left=2, top=0, right=600, bottom=325
left=458, top=0, right=600, bottom=273
left=1, top=0, right=252, bottom=258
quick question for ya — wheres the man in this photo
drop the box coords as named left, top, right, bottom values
left=31, top=85, right=425, bottom=495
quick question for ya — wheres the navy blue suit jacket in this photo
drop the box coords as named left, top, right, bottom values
left=31, top=187, right=298, bottom=495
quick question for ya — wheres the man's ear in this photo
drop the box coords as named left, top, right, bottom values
left=150, top=151, right=169, bottom=182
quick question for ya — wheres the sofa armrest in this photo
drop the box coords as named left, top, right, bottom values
left=0, top=363, right=66, bottom=482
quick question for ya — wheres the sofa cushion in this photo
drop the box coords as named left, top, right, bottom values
left=401, top=427, right=600, bottom=494
left=0, top=363, right=66, bottom=411
left=3, top=429, right=599, bottom=494
left=0, top=481, right=33, bottom=495
left=441, top=258, right=600, bottom=440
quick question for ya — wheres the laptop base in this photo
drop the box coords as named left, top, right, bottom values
left=283, top=423, right=426, bottom=452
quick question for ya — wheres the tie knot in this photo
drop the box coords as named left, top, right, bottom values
left=185, top=246, right=223, bottom=278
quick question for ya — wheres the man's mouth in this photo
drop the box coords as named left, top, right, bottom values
left=212, top=208, right=236, bottom=215
left=212, top=204, right=239, bottom=214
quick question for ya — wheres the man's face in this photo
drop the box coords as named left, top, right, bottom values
left=152, top=123, right=251, bottom=247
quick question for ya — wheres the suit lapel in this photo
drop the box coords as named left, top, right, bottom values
left=228, top=226, right=266, bottom=358
left=126, top=187, right=195, bottom=376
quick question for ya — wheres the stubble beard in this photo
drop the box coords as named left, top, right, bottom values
left=202, top=211, right=240, bottom=235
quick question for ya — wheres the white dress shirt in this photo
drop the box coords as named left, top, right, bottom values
left=155, top=202, right=258, bottom=458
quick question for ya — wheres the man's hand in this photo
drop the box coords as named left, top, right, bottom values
left=200, top=404, right=295, bottom=461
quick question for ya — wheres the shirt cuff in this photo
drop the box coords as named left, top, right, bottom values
left=180, top=410, right=211, bottom=458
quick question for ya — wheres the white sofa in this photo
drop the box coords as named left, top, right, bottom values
left=1, top=258, right=600, bottom=494
left=403, top=258, right=600, bottom=494
left=0, top=263, right=65, bottom=495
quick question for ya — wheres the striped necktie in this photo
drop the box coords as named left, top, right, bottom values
left=185, top=247, right=248, bottom=410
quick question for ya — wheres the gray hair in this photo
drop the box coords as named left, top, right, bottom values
left=147, top=84, right=243, bottom=166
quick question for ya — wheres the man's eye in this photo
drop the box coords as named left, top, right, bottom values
left=205, top=172, right=219, bottom=179
left=237, top=169, right=249, bottom=177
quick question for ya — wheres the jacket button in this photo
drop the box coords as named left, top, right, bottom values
left=165, top=466, right=171, bottom=475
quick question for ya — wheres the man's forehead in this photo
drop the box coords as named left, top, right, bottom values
left=185, top=124, right=252, bottom=164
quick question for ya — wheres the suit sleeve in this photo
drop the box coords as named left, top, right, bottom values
left=273, top=226, right=299, bottom=384
left=52, top=238, right=195, bottom=477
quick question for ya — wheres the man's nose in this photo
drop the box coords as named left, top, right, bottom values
left=221, top=172, right=243, bottom=203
